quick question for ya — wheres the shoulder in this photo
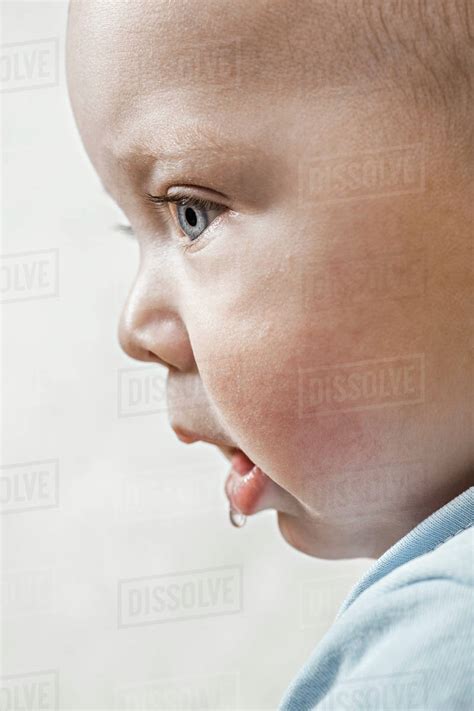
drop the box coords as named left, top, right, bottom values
left=329, top=526, right=473, bottom=709
left=279, top=527, right=473, bottom=710
left=343, top=524, right=473, bottom=650
left=382, top=522, right=473, bottom=591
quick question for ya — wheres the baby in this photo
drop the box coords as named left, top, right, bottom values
left=66, top=1, right=473, bottom=708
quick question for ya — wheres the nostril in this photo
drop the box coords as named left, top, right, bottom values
left=147, top=351, right=171, bottom=369
left=147, top=349, right=164, bottom=364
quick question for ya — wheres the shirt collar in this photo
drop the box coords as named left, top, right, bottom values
left=335, top=485, right=474, bottom=620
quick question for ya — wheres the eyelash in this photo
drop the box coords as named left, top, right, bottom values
left=145, top=191, right=222, bottom=212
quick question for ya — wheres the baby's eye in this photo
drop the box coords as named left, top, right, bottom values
left=145, top=191, right=226, bottom=244
left=174, top=196, right=224, bottom=241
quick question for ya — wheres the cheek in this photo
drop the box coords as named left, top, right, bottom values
left=183, top=210, right=425, bottom=508
left=184, top=232, right=370, bottom=500
left=183, top=217, right=307, bottom=467
left=201, top=328, right=380, bottom=495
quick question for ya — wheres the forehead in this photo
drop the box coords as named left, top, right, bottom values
left=69, top=0, right=464, bottom=188
left=69, top=0, right=403, bottom=153
left=67, top=0, right=297, bottom=156
left=66, top=0, right=347, bottom=207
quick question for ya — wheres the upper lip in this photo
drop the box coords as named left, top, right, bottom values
left=171, top=426, right=239, bottom=452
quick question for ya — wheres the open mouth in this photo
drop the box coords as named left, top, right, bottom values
left=224, top=449, right=298, bottom=517
left=172, top=426, right=297, bottom=518
left=224, top=449, right=269, bottom=516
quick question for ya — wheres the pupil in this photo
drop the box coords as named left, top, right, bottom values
left=185, top=207, right=197, bottom=227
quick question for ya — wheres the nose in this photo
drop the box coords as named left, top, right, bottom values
left=118, top=265, right=194, bottom=372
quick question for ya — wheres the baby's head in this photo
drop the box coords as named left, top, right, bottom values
left=66, top=0, right=473, bottom=558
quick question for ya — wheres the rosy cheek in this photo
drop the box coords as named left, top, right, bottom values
left=195, top=308, right=392, bottom=508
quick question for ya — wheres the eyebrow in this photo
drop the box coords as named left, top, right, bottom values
left=102, top=120, right=264, bottom=206
left=107, top=119, right=253, bottom=172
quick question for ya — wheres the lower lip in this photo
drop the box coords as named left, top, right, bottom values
left=225, top=450, right=287, bottom=516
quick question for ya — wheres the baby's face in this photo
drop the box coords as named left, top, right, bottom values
left=67, top=1, right=472, bottom=557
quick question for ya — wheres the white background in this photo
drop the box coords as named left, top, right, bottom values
left=1, top=2, right=371, bottom=709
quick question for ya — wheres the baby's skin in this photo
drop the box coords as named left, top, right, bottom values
left=66, top=0, right=473, bottom=558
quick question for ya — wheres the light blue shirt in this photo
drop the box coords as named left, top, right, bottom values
left=279, top=486, right=473, bottom=710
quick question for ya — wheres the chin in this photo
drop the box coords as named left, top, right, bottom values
left=276, top=511, right=370, bottom=560
left=276, top=510, right=323, bottom=558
